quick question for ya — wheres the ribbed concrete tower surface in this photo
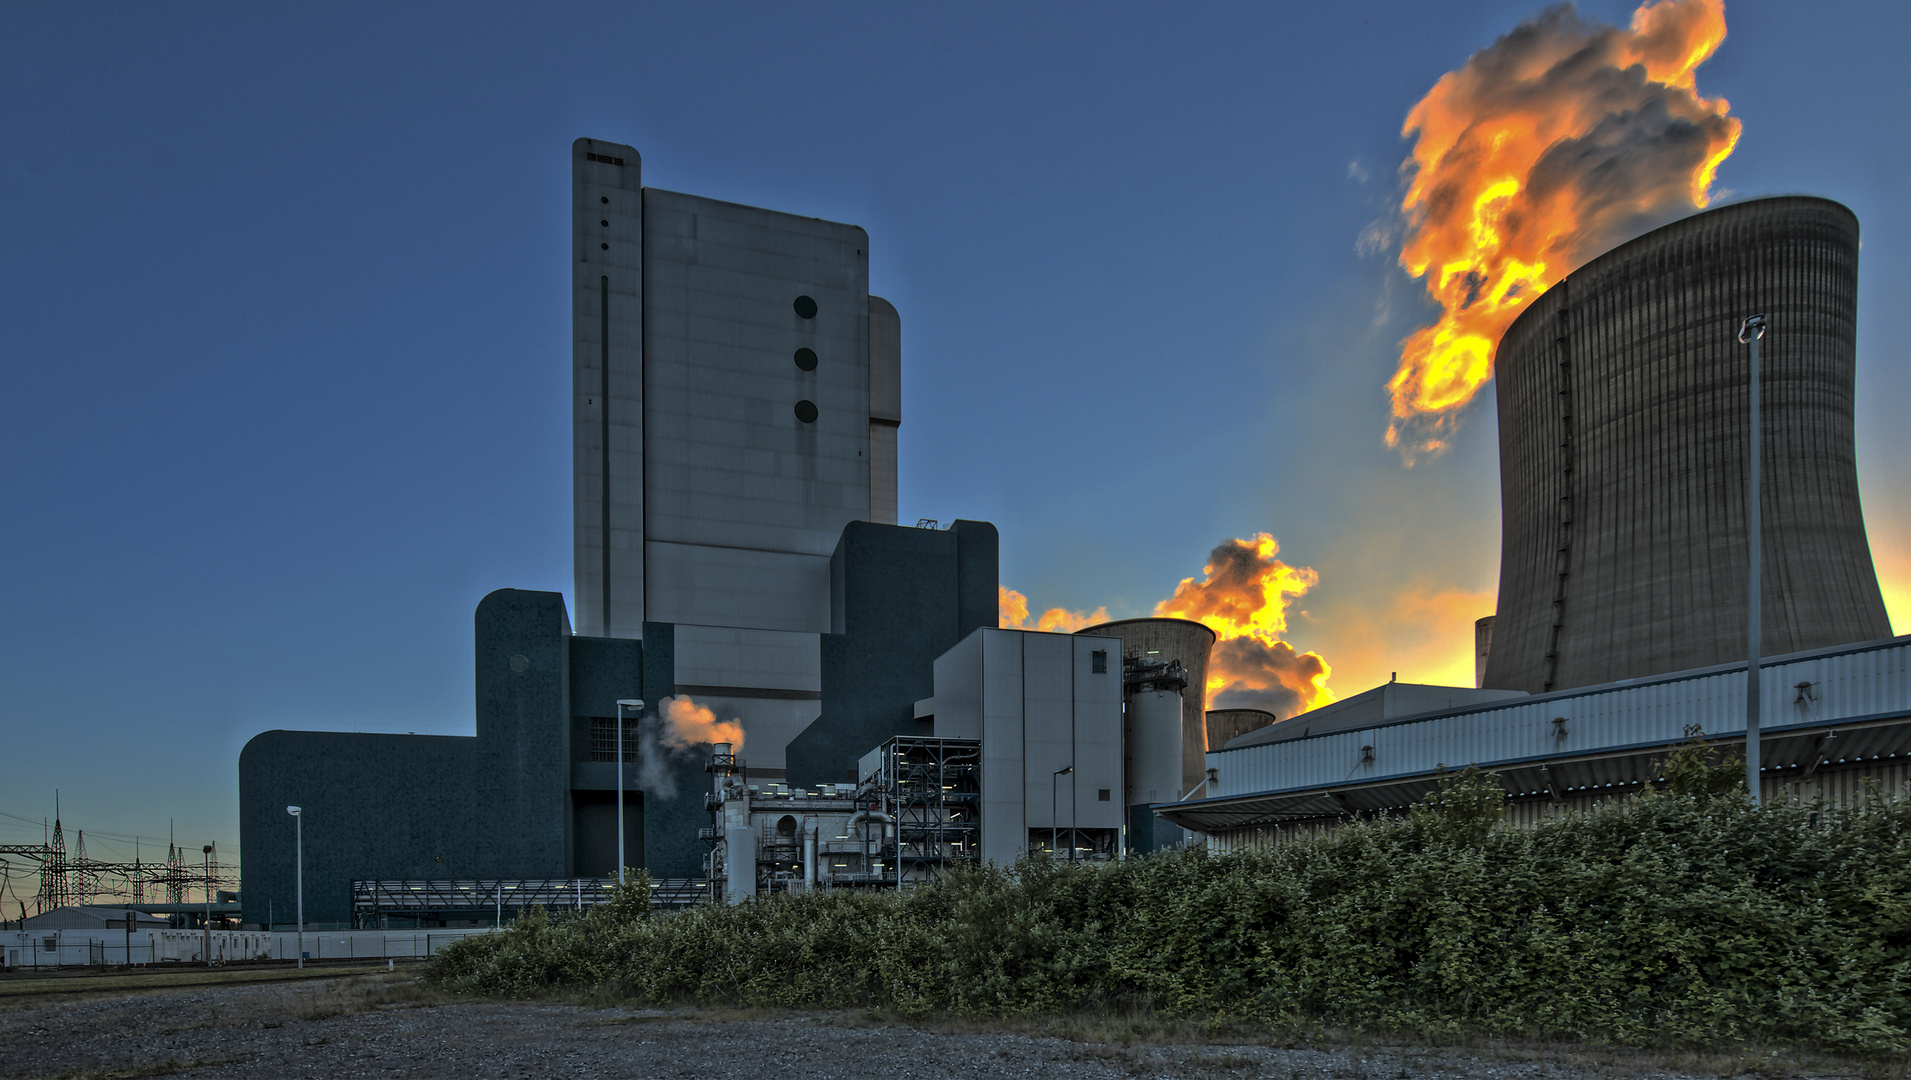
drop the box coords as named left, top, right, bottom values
left=1484, top=196, right=1892, bottom=695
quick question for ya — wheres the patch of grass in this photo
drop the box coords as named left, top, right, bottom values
left=582, top=1012, right=678, bottom=1026
left=0, top=963, right=397, bottom=1008
left=293, top=972, right=453, bottom=1021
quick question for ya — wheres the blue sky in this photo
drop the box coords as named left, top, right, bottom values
left=2, top=1, right=1906, bottom=884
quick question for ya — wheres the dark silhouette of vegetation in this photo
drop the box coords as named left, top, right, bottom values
left=430, top=767, right=1911, bottom=1053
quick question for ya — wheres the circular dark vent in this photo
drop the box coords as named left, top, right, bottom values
left=794, top=400, right=819, bottom=423
left=793, top=295, right=817, bottom=319
left=794, top=348, right=817, bottom=371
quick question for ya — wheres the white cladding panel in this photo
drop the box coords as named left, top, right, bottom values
left=1207, top=638, right=1911, bottom=799
left=641, top=189, right=870, bottom=563
left=671, top=625, right=821, bottom=692
left=938, top=629, right=1124, bottom=863
left=1069, top=638, right=1124, bottom=828
left=644, top=541, right=832, bottom=634
left=573, top=140, right=645, bottom=639
left=1021, top=633, right=1076, bottom=827
left=979, top=630, right=1027, bottom=863
left=932, top=632, right=984, bottom=742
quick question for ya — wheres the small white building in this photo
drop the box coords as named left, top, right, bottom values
left=926, top=627, right=1124, bottom=862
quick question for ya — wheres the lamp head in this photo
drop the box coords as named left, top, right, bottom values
left=286, top=806, right=301, bottom=816
left=616, top=698, right=645, bottom=710
left=1738, top=314, right=1768, bottom=343
left=202, top=845, right=212, bottom=854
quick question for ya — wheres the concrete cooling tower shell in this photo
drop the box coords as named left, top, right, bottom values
left=1076, top=618, right=1215, bottom=797
left=1484, top=196, right=1892, bottom=695
left=1206, top=708, right=1277, bottom=750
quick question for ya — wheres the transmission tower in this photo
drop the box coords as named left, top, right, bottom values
left=40, top=807, right=70, bottom=912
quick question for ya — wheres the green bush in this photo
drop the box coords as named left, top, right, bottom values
left=429, top=772, right=1911, bottom=1052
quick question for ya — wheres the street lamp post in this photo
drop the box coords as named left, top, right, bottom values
left=201, top=845, right=213, bottom=966
left=1740, top=314, right=1769, bottom=806
left=286, top=806, right=303, bottom=968
left=614, top=699, right=645, bottom=886
left=1052, top=765, right=1073, bottom=858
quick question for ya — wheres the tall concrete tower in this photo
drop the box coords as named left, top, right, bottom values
left=1484, top=196, right=1892, bottom=694
left=572, top=138, right=902, bottom=769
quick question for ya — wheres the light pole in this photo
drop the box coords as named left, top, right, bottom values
left=615, top=699, right=644, bottom=886
left=286, top=806, right=303, bottom=968
left=1739, top=314, right=1768, bottom=806
left=201, top=845, right=213, bottom=966
left=1052, top=765, right=1072, bottom=858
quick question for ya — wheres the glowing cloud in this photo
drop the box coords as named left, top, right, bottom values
left=1384, top=0, right=1739, bottom=460
left=999, top=585, right=1109, bottom=634
left=1154, top=534, right=1336, bottom=718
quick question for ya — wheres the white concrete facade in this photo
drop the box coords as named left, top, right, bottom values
left=932, top=628, right=1123, bottom=862
left=570, top=140, right=902, bottom=770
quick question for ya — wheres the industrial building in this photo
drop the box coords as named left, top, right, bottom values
left=240, top=139, right=997, bottom=926
left=239, top=157, right=1906, bottom=917
left=238, top=140, right=1207, bottom=925
left=1170, top=196, right=1908, bottom=849
left=1167, top=635, right=1911, bottom=846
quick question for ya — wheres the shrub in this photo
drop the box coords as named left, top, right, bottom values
left=429, top=778, right=1911, bottom=1052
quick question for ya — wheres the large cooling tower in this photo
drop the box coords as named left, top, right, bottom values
left=1076, top=618, right=1215, bottom=797
left=1484, top=196, right=1892, bottom=695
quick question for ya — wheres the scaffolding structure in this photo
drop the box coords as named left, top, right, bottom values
left=861, top=736, right=980, bottom=883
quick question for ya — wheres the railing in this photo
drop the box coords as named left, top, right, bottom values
left=352, top=877, right=709, bottom=919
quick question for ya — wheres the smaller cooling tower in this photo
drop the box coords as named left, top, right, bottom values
left=1206, top=708, right=1277, bottom=750
left=1077, top=618, right=1216, bottom=797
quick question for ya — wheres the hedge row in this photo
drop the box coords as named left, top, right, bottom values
left=429, top=758, right=1911, bottom=1052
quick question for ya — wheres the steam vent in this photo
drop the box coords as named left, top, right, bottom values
left=1484, top=196, right=1892, bottom=695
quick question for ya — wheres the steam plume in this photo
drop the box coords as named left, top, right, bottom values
left=1153, top=534, right=1335, bottom=717
left=999, top=586, right=1109, bottom=634
left=659, top=696, right=744, bottom=750
left=635, top=696, right=745, bottom=799
left=1384, top=0, right=1739, bottom=460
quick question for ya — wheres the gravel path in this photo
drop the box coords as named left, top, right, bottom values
left=0, top=973, right=1865, bottom=1079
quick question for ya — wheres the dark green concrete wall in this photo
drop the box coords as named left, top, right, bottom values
left=239, top=591, right=683, bottom=926
left=473, top=590, right=574, bottom=879
left=785, top=519, right=998, bottom=787
left=239, top=732, right=487, bottom=928
left=639, top=621, right=713, bottom=879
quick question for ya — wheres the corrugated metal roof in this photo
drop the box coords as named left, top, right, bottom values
left=1158, top=636, right=1911, bottom=833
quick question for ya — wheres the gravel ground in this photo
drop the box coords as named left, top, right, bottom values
left=0, top=972, right=1870, bottom=1080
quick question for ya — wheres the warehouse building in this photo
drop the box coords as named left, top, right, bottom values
left=1167, top=634, right=1911, bottom=846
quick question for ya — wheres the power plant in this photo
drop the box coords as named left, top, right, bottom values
left=235, top=155, right=1905, bottom=927
left=236, top=141, right=1219, bottom=927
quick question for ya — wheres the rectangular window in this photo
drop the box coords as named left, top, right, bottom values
left=589, top=716, right=639, bottom=762
left=585, top=152, right=626, bottom=166
left=1097, top=789, right=1111, bottom=802
left=1091, top=650, right=1107, bottom=674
